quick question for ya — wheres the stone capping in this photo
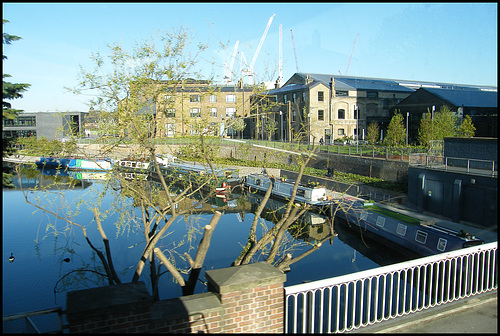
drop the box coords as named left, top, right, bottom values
left=150, top=292, right=223, bottom=321
left=206, top=261, right=286, bottom=295
left=65, top=281, right=152, bottom=316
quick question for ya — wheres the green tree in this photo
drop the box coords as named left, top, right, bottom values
left=417, top=111, right=434, bottom=147
left=366, top=122, right=380, bottom=145
left=418, top=105, right=462, bottom=147
left=3, top=19, right=31, bottom=188
left=458, top=114, right=476, bottom=137
left=18, top=27, right=334, bottom=300
left=232, top=117, right=246, bottom=139
left=383, top=112, right=406, bottom=147
left=434, top=105, right=459, bottom=140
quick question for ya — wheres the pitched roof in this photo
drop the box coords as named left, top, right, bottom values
left=423, top=87, right=497, bottom=108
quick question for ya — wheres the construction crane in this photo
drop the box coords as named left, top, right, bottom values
left=290, top=29, right=299, bottom=73
left=242, top=14, right=275, bottom=85
left=339, top=33, right=359, bottom=75
left=277, top=24, right=283, bottom=87
left=223, top=40, right=239, bottom=85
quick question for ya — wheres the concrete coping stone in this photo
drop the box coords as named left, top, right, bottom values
left=150, top=292, right=222, bottom=321
left=65, top=281, right=152, bottom=316
left=206, top=262, right=286, bottom=295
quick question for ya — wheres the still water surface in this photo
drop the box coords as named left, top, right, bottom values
left=3, top=168, right=415, bottom=331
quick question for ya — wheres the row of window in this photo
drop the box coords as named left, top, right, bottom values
left=365, top=212, right=448, bottom=252
left=2, top=116, right=36, bottom=127
left=166, top=94, right=238, bottom=104
left=164, top=107, right=238, bottom=119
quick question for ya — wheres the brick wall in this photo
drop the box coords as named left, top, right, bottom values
left=66, top=262, right=286, bottom=333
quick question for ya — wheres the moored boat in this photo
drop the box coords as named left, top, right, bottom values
left=149, top=160, right=240, bottom=194
left=68, top=158, right=113, bottom=171
left=333, top=196, right=484, bottom=256
left=35, top=157, right=71, bottom=169
left=244, top=173, right=338, bottom=213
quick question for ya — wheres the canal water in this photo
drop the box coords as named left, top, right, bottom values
left=2, top=167, right=416, bottom=332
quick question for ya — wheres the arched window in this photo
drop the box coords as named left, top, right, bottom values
left=338, top=109, right=345, bottom=119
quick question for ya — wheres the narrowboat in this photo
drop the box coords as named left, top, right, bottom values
left=35, top=157, right=71, bottom=169
left=116, top=157, right=150, bottom=172
left=243, top=173, right=338, bottom=214
left=117, top=154, right=177, bottom=172
left=333, top=196, right=484, bottom=256
left=149, top=160, right=241, bottom=195
left=68, top=158, right=113, bottom=171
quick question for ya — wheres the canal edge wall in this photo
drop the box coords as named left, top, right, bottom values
left=65, top=262, right=285, bottom=333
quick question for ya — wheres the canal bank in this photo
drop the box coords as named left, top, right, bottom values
left=351, top=290, right=497, bottom=333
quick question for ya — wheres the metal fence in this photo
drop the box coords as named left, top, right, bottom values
left=284, top=242, right=497, bottom=333
left=409, top=153, right=497, bottom=177
left=3, top=307, right=65, bottom=333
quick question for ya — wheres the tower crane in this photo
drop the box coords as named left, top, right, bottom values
left=345, top=33, right=359, bottom=75
left=277, top=24, right=283, bottom=87
left=242, top=14, right=275, bottom=85
left=339, top=33, right=359, bottom=75
left=223, top=40, right=239, bottom=85
left=290, top=29, right=299, bottom=73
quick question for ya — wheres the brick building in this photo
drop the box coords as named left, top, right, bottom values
left=250, top=73, right=497, bottom=144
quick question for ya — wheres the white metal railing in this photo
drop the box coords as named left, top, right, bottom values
left=284, top=242, right=497, bottom=333
left=409, top=153, right=497, bottom=177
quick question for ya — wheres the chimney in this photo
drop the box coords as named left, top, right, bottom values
left=305, top=75, right=312, bottom=85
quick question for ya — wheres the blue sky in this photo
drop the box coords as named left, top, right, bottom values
left=3, top=2, right=497, bottom=112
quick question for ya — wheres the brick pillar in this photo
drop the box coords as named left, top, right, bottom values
left=206, top=261, right=286, bottom=333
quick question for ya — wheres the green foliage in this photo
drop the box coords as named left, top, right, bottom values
left=418, top=111, right=434, bottom=147
left=458, top=115, right=476, bottom=137
left=417, top=105, right=473, bottom=147
left=383, top=113, right=406, bottom=147
left=3, top=19, right=31, bottom=187
left=366, top=122, right=380, bottom=145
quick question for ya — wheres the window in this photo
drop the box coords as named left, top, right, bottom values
left=367, top=91, right=378, bottom=98
left=3, top=116, right=36, bottom=127
left=376, top=216, right=385, bottom=227
left=190, top=95, right=201, bottom=102
left=292, top=93, right=296, bottom=103
left=166, top=108, right=176, bottom=117
left=360, top=211, right=368, bottom=220
left=165, top=123, right=175, bottom=136
left=354, top=107, right=360, bottom=119
left=338, top=128, right=345, bottom=136
left=226, top=107, right=236, bottom=118
left=210, top=108, right=217, bottom=117
left=415, top=230, right=428, bottom=244
left=318, top=91, right=324, bottom=102
left=292, top=111, right=296, bottom=122
left=302, top=92, right=306, bottom=102
left=209, top=94, right=217, bottom=103
left=165, top=95, right=175, bottom=103
left=396, top=223, right=407, bottom=236
left=437, top=238, right=448, bottom=252
left=284, top=95, right=287, bottom=104
left=318, top=110, right=324, bottom=121
left=336, top=90, right=348, bottom=96
left=190, top=108, right=201, bottom=118
left=338, top=109, right=345, bottom=119
left=226, top=94, right=236, bottom=103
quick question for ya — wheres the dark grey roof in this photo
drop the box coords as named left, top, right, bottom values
left=294, top=73, right=497, bottom=93
left=423, top=87, right=497, bottom=108
left=266, top=83, right=309, bottom=95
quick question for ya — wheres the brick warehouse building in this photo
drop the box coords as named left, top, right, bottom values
left=249, top=73, right=497, bottom=144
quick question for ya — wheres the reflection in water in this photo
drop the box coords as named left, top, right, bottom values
left=3, top=166, right=419, bottom=330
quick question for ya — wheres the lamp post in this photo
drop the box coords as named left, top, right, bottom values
left=355, top=105, right=359, bottom=153
left=261, top=114, right=264, bottom=141
left=280, top=110, right=283, bottom=142
left=406, top=111, right=409, bottom=146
